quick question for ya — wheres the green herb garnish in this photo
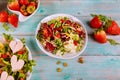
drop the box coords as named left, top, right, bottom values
left=107, top=38, right=120, bottom=45
left=2, top=23, right=10, bottom=31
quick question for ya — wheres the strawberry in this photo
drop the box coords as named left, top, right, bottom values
left=60, top=19, right=65, bottom=23
left=94, top=30, right=107, bottom=43
left=43, top=28, right=49, bottom=38
left=73, top=40, right=78, bottom=46
left=8, top=0, right=20, bottom=11
left=26, top=4, right=36, bottom=14
left=17, top=51, right=24, bottom=54
left=19, top=0, right=29, bottom=5
left=20, top=5, right=28, bottom=16
left=0, top=11, right=8, bottom=22
left=29, top=2, right=36, bottom=6
left=1, top=54, right=8, bottom=58
left=56, top=33, right=60, bottom=38
left=90, top=16, right=102, bottom=28
left=45, top=42, right=55, bottom=52
left=105, top=20, right=120, bottom=35
left=8, top=14, right=18, bottom=28
left=50, top=23, right=54, bottom=29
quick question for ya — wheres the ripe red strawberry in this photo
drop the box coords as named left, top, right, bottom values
left=105, top=20, right=120, bottom=35
left=94, top=30, right=107, bottom=43
left=19, top=0, right=29, bottom=5
left=8, top=0, right=20, bottom=11
left=90, top=16, right=102, bottom=28
left=0, top=11, right=8, bottom=22
left=8, top=14, right=18, bottom=28
left=20, top=5, right=28, bottom=16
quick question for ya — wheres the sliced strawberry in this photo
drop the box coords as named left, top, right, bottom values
left=20, top=5, right=28, bottom=16
left=8, top=14, right=18, bottom=28
left=73, top=40, right=78, bottom=46
left=17, top=51, right=24, bottom=54
left=26, top=4, right=36, bottom=14
left=19, top=0, right=29, bottom=5
left=48, top=27, right=53, bottom=38
left=90, top=16, right=103, bottom=28
left=0, top=11, right=8, bottom=22
left=43, top=28, right=49, bottom=38
left=105, top=20, right=120, bottom=35
left=60, top=19, right=65, bottom=23
left=29, top=2, right=36, bottom=6
left=8, top=0, right=20, bottom=11
left=65, top=20, right=72, bottom=25
left=76, top=28, right=82, bottom=34
left=50, top=23, right=54, bottom=29
left=1, top=54, right=8, bottom=58
left=45, top=42, right=55, bottom=52
left=94, top=30, right=107, bottom=43
left=56, top=33, right=60, bottom=38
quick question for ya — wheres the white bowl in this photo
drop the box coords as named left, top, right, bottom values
left=35, top=14, right=88, bottom=59
left=7, top=0, right=40, bottom=22
left=0, top=37, right=32, bottom=80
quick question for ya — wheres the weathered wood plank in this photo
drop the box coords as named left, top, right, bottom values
left=31, top=56, right=120, bottom=80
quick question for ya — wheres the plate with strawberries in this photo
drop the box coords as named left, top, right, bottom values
left=35, top=14, right=88, bottom=59
left=7, top=0, right=40, bottom=22
left=0, top=33, right=35, bottom=80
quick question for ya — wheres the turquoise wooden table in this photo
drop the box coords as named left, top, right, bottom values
left=0, top=0, right=120, bottom=80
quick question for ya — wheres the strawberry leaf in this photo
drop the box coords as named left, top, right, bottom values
left=107, top=38, right=120, bottom=45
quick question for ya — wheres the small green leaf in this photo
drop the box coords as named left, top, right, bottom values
left=20, top=38, right=26, bottom=44
left=2, top=23, right=10, bottom=31
left=107, top=38, right=120, bottom=45
left=3, top=33, right=13, bottom=42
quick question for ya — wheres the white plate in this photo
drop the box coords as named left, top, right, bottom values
left=35, top=13, right=88, bottom=59
left=0, top=37, right=32, bottom=80
left=7, top=0, right=40, bottom=22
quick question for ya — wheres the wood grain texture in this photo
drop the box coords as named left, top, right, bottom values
left=0, top=0, right=120, bottom=80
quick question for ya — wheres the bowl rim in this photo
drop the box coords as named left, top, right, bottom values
left=35, top=13, right=88, bottom=59
left=7, top=0, right=40, bottom=22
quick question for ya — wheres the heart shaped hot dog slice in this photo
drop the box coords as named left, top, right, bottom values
left=11, top=55, right=24, bottom=72
left=0, top=71, right=14, bottom=80
left=9, top=40, right=23, bottom=53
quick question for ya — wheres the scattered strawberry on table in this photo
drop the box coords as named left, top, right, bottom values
left=8, top=14, right=18, bottom=28
left=94, top=30, right=107, bottom=43
left=8, top=0, right=38, bottom=16
left=0, top=10, right=18, bottom=29
left=90, top=14, right=120, bottom=45
left=0, top=11, right=8, bottom=22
